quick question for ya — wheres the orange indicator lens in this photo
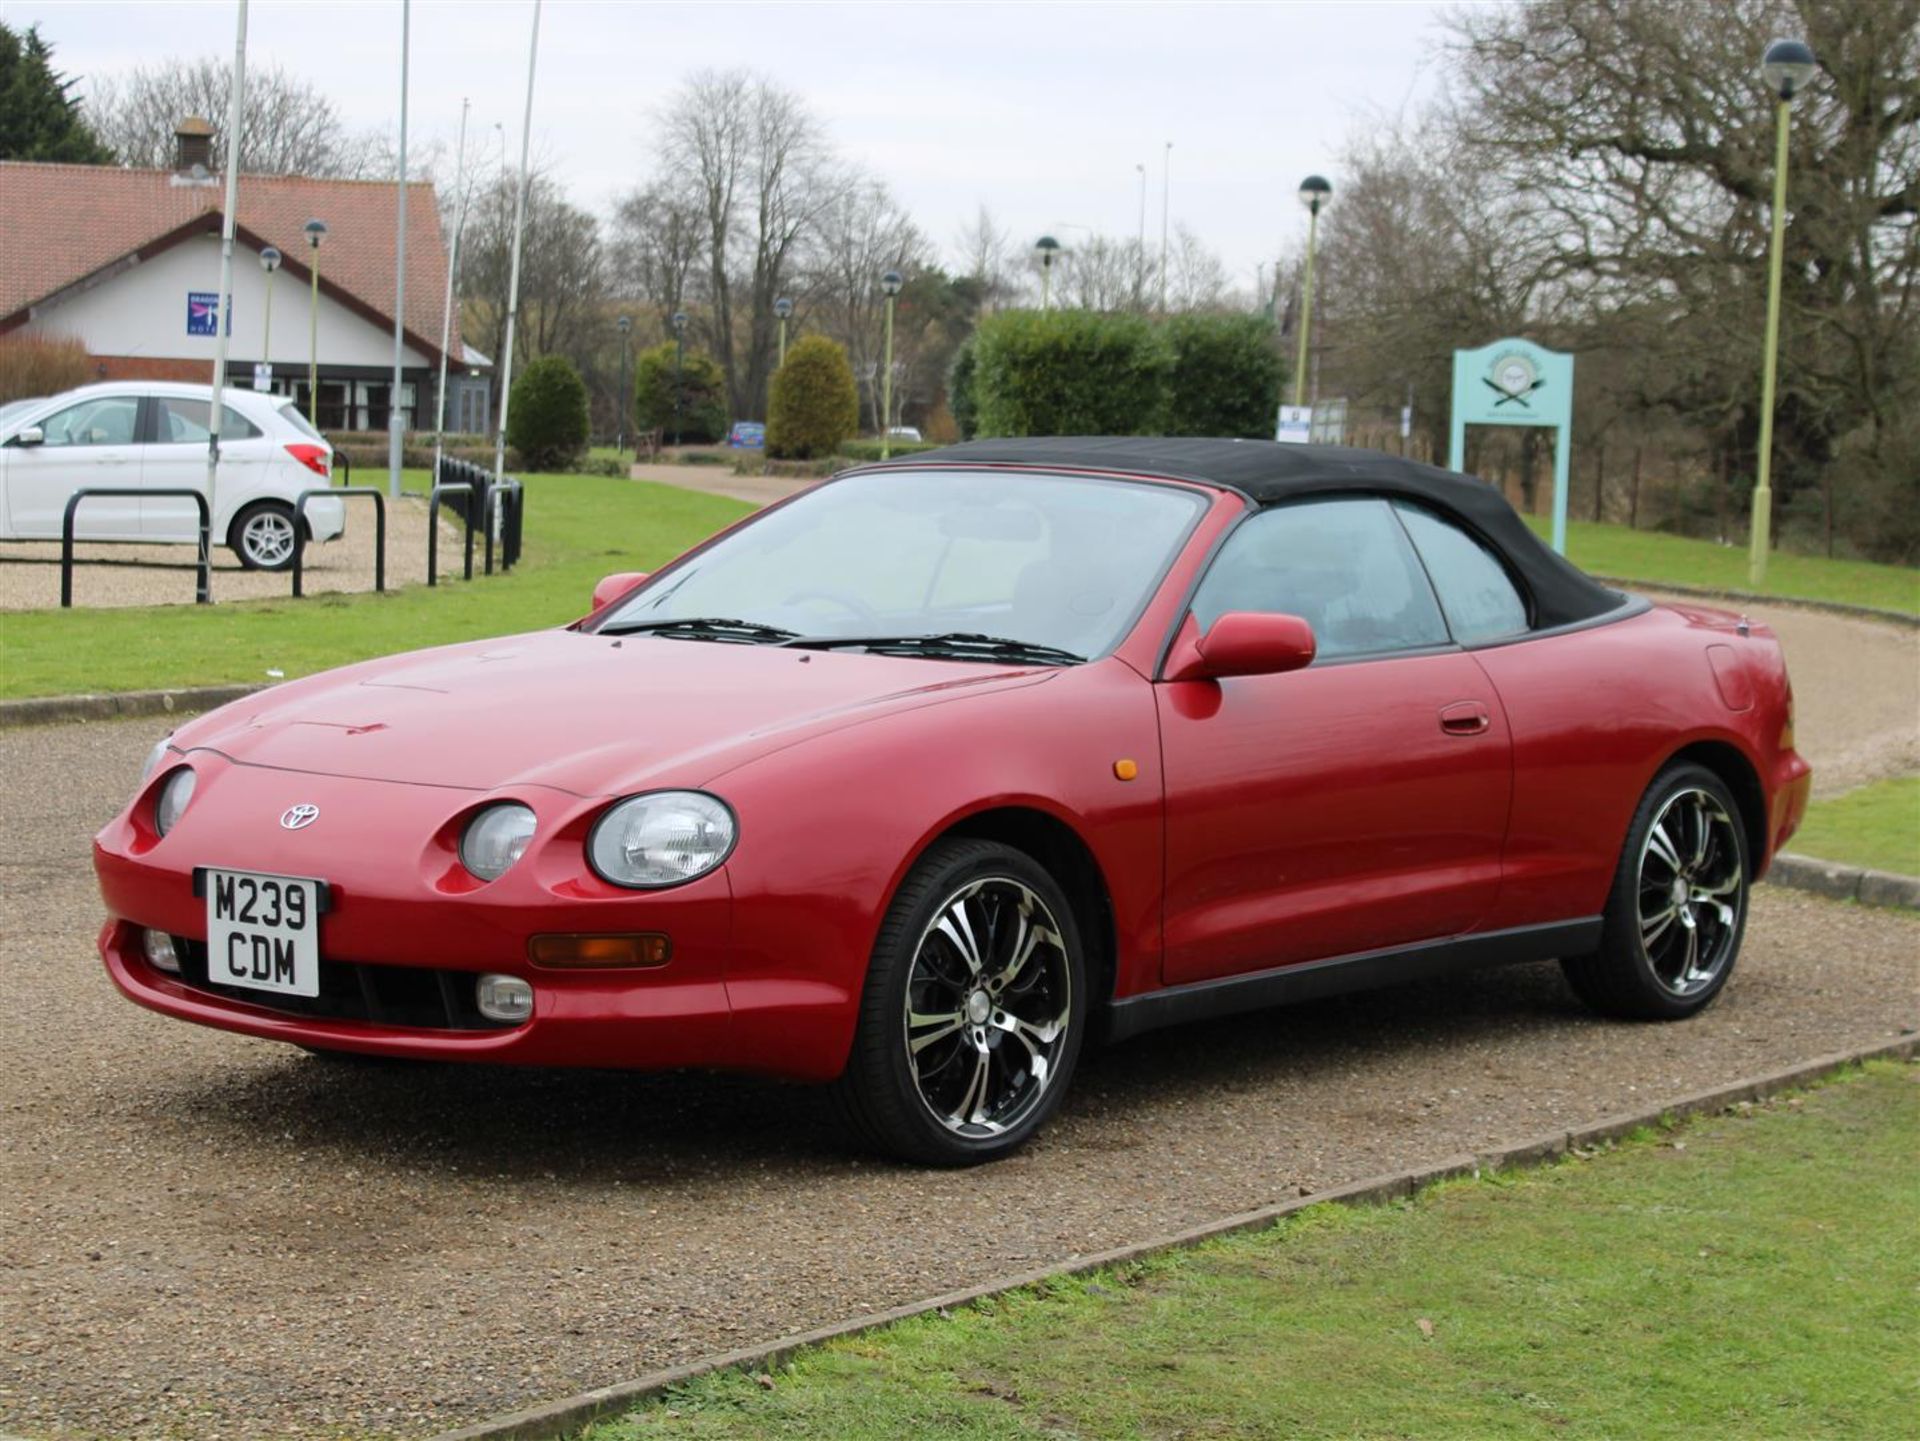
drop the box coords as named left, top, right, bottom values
left=529, top=933, right=672, bottom=968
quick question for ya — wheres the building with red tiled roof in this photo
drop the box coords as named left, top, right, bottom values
left=0, top=123, right=490, bottom=434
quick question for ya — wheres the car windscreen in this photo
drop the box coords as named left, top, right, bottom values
left=599, top=468, right=1206, bottom=659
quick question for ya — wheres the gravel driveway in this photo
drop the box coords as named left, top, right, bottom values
left=2, top=705, right=1915, bottom=1440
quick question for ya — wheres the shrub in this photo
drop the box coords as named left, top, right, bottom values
left=972, top=310, right=1173, bottom=438
left=946, top=337, right=978, bottom=440
left=633, top=342, right=729, bottom=444
left=1164, top=314, right=1285, bottom=438
left=0, top=332, right=91, bottom=403
left=767, top=335, right=858, bottom=459
left=837, top=438, right=943, bottom=462
left=505, top=356, right=590, bottom=470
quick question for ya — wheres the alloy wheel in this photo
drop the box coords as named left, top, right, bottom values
left=1636, top=787, right=1745, bottom=997
left=242, top=510, right=296, bottom=568
left=902, top=876, right=1073, bottom=1139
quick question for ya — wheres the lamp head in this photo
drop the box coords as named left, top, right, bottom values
left=774, top=296, right=794, bottom=319
left=1298, top=175, right=1332, bottom=214
left=1034, top=234, right=1062, bottom=269
left=671, top=310, right=687, bottom=334
left=880, top=269, right=903, bottom=297
left=259, top=246, right=282, bottom=273
left=1761, top=39, right=1817, bottom=100
left=303, top=218, right=328, bottom=248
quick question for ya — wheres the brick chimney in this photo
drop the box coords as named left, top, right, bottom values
left=174, top=116, right=215, bottom=175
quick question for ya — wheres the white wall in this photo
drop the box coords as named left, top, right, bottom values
left=22, top=234, right=428, bottom=369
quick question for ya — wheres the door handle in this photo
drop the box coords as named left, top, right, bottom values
left=1439, top=701, right=1491, bottom=736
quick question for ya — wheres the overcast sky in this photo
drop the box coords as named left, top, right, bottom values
left=15, top=0, right=1456, bottom=287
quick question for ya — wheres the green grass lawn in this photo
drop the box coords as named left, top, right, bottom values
left=0, top=470, right=750, bottom=699
left=582, top=1062, right=1917, bottom=1440
left=1526, top=516, right=1920, bottom=616
left=1791, top=775, right=1920, bottom=875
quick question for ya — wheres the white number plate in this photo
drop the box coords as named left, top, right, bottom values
left=204, top=868, right=323, bottom=998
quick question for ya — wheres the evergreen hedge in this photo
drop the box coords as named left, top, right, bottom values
left=972, top=310, right=1173, bottom=438
left=633, top=341, right=729, bottom=444
left=504, top=355, right=589, bottom=471
left=946, top=337, right=979, bottom=440
left=767, top=335, right=858, bottom=459
left=1165, top=314, right=1285, bottom=437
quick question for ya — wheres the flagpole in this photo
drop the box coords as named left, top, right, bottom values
left=492, top=0, right=542, bottom=493
left=204, top=0, right=249, bottom=602
left=387, top=0, right=410, bottom=500
left=432, top=96, right=471, bottom=480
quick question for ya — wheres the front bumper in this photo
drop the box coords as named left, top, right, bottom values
left=93, top=758, right=734, bottom=1068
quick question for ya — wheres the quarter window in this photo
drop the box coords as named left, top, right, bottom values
left=152, top=398, right=262, bottom=443
left=1394, top=503, right=1530, bottom=644
left=1191, top=497, right=1450, bottom=660
left=34, top=396, right=139, bottom=448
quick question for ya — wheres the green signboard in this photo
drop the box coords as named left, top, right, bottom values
left=1448, top=337, right=1575, bottom=553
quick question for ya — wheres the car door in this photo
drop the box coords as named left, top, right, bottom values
left=1156, top=496, right=1513, bottom=985
left=140, top=394, right=267, bottom=540
left=0, top=393, right=144, bottom=539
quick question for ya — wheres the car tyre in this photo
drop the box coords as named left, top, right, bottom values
left=833, top=838, right=1088, bottom=1166
left=1562, top=761, right=1750, bottom=1021
left=231, top=499, right=300, bottom=571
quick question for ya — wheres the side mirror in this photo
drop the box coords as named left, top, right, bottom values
left=14, top=425, right=44, bottom=447
left=1166, top=611, right=1316, bottom=682
left=591, top=571, right=649, bottom=611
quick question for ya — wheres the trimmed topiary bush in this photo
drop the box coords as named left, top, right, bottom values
left=1165, top=314, right=1286, bottom=438
left=633, top=341, right=729, bottom=445
left=972, top=310, right=1173, bottom=438
left=767, top=335, right=858, bottom=459
left=504, top=355, right=589, bottom=470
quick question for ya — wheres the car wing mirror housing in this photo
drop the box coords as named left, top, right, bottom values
left=1166, top=611, right=1316, bottom=682
left=13, top=425, right=44, bottom=447
left=590, top=571, right=649, bottom=612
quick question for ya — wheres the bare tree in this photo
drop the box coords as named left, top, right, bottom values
left=608, top=178, right=704, bottom=341
left=807, top=175, right=927, bottom=429
left=88, top=57, right=381, bottom=175
left=954, top=205, right=1027, bottom=311
left=460, top=170, right=605, bottom=404
left=1446, top=0, right=1920, bottom=547
left=656, top=70, right=828, bottom=418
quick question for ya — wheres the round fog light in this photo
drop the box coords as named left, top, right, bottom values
left=475, top=973, right=534, bottom=1024
left=143, top=928, right=181, bottom=974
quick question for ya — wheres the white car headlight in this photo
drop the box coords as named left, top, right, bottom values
left=460, top=803, right=538, bottom=882
left=588, top=791, right=736, bottom=889
left=154, top=768, right=196, bottom=837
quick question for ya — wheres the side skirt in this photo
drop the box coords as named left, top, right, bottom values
left=1103, top=917, right=1602, bottom=1044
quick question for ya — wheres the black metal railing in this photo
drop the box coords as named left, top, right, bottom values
left=62, top=488, right=210, bottom=608
left=433, top=457, right=524, bottom=576
left=426, top=482, right=476, bottom=586
left=292, top=487, right=385, bottom=599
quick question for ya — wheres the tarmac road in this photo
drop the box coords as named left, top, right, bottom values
left=2, top=607, right=1916, bottom=1438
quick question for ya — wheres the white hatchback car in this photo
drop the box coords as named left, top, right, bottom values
left=0, top=382, right=345, bottom=571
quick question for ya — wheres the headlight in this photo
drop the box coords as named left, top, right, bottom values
left=154, top=768, right=196, bottom=837
left=588, top=791, right=735, bottom=889
left=460, top=803, right=538, bottom=882
left=142, top=737, right=173, bottom=782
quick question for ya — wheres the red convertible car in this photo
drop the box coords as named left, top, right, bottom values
left=95, top=438, right=1809, bottom=1163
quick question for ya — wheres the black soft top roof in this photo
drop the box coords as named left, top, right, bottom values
left=879, top=436, right=1622, bottom=628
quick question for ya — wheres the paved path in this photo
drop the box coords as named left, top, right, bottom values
left=627, top=460, right=819, bottom=509
left=2, top=710, right=1916, bottom=1439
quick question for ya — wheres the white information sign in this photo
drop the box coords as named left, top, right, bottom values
left=252, top=362, right=273, bottom=391
left=1275, top=405, right=1313, bottom=445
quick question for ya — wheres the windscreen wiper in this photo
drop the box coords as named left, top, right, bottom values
left=783, top=632, right=1086, bottom=665
left=598, top=616, right=800, bottom=644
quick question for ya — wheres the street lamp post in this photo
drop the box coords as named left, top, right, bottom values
left=1292, top=175, right=1331, bottom=409
left=879, top=270, right=903, bottom=459
left=258, top=246, right=281, bottom=389
left=774, top=296, right=793, bottom=369
left=1033, top=236, right=1061, bottom=311
left=670, top=310, right=687, bottom=447
left=616, top=314, right=632, bottom=460
left=1750, top=38, right=1817, bottom=588
left=303, top=218, right=327, bottom=428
